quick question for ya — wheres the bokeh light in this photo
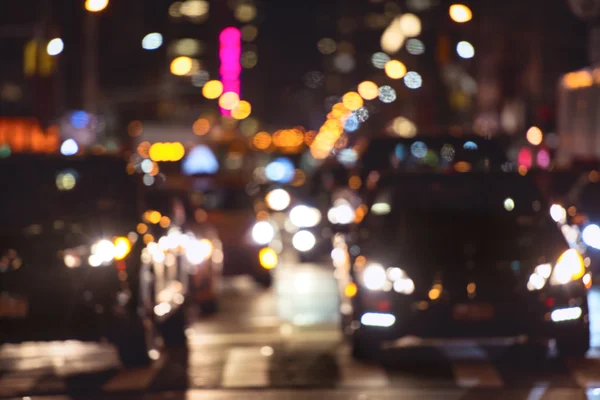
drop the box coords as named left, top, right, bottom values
left=404, top=71, right=422, bottom=89
left=398, top=13, right=421, bottom=37
left=60, top=139, right=78, bottom=156
left=85, top=0, right=109, bottom=12
left=142, top=33, right=163, bottom=50
left=527, top=126, right=543, bottom=146
left=253, top=132, right=271, bottom=150
left=317, top=38, right=337, bottom=54
left=392, top=117, right=417, bottom=138
left=342, top=92, right=364, bottom=111
left=202, top=80, right=224, bottom=99
left=334, top=53, right=356, bottom=73
left=406, top=38, right=425, bottom=55
left=47, top=38, right=64, bottom=56
left=378, top=85, right=397, bottom=103
left=457, top=41, right=475, bottom=59
left=358, top=81, right=379, bottom=100
left=449, top=4, right=472, bottom=23
left=181, top=0, right=209, bottom=17
left=231, top=100, right=252, bottom=120
left=234, top=3, right=257, bottom=22
left=381, top=17, right=405, bottom=54
left=385, top=60, right=407, bottom=79
left=192, top=118, right=210, bottom=135
left=149, top=142, right=185, bottom=162
left=218, top=92, right=240, bottom=110
left=372, top=52, right=391, bottom=68
left=170, top=56, right=193, bottom=76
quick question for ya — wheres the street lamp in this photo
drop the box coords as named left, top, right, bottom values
left=85, top=0, right=109, bottom=12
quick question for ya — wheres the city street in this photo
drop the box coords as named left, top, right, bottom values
left=2, top=259, right=600, bottom=399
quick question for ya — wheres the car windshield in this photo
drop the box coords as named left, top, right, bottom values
left=362, top=174, right=567, bottom=260
left=0, top=156, right=139, bottom=232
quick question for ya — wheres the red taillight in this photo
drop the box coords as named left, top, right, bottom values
left=545, top=297, right=555, bottom=308
left=377, top=300, right=390, bottom=312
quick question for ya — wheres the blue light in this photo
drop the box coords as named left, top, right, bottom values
left=463, top=141, right=478, bottom=151
left=265, top=157, right=295, bottom=183
left=70, top=111, right=90, bottom=129
left=394, top=144, right=406, bottom=161
left=182, top=145, right=219, bottom=175
left=410, top=141, right=428, bottom=159
left=344, top=114, right=360, bottom=132
left=60, top=139, right=78, bottom=156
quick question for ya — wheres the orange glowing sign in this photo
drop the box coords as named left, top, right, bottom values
left=0, top=118, right=59, bottom=153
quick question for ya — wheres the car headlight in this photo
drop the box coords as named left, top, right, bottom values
left=582, top=224, right=600, bottom=250
left=185, top=238, right=213, bottom=264
left=252, top=221, right=275, bottom=245
left=289, top=205, right=322, bottom=228
left=87, top=237, right=132, bottom=267
left=527, top=249, right=585, bottom=290
left=360, top=263, right=415, bottom=294
left=292, top=230, right=316, bottom=252
left=549, top=249, right=585, bottom=285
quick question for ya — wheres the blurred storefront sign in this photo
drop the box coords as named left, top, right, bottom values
left=0, top=118, right=59, bottom=153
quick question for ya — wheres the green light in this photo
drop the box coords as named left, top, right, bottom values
left=0, top=145, right=11, bottom=159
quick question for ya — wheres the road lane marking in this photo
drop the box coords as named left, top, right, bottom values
left=0, top=370, right=47, bottom=396
left=526, top=381, right=550, bottom=400
left=438, top=345, right=503, bottom=388
left=187, top=329, right=341, bottom=346
left=336, top=346, right=390, bottom=388
left=221, top=347, right=270, bottom=388
left=102, top=355, right=166, bottom=392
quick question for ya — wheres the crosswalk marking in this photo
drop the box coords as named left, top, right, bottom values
left=336, top=346, right=390, bottom=388
left=221, top=347, right=270, bottom=388
left=0, top=370, right=47, bottom=396
left=102, top=355, right=166, bottom=392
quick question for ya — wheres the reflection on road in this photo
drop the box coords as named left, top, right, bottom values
left=2, top=261, right=600, bottom=399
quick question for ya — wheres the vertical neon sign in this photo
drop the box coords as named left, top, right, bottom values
left=219, top=27, right=241, bottom=116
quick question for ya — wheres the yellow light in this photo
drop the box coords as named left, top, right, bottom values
left=253, top=132, right=272, bottom=150
left=149, top=142, right=185, bottom=162
left=345, top=282, right=358, bottom=298
left=398, top=13, right=421, bottom=37
left=259, top=248, right=278, bottom=270
left=202, top=80, right=224, bottom=99
left=449, top=4, right=472, bottom=23
left=170, top=56, right=193, bottom=76
left=231, top=100, right=252, bottom=120
left=558, top=249, right=585, bottom=281
left=342, top=92, right=363, bottom=111
left=159, top=216, right=171, bottom=228
left=146, top=210, right=161, bottom=224
left=85, top=0, right=109, bottom=12
left=113, top=237, right=131, bottom=261
left=429, top=286, right=441, bottom=300
left=349, top=175, right=362, bottom=190
left=518, top=165, right=528, bottom=176
left=385, top=60, right=407, bottom=79
left=218, top=92, right=240, bottom=110
left=193, top=118, right=210, bottom=135
left=526, top=126, right=543, bottom=146
left=137, top=223, right=148, bottom=234
left=357, top=81, right=379, bottom=100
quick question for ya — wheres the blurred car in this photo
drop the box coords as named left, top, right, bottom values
left=192, top=180, right=273, bottom=287
left=0, top=155, right=201, bottom=366
left=337, top=172, right=591, bottom=359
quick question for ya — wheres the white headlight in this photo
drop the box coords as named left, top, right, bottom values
left=265, top=189, right=291, bottom=211
left=550, top=204, right=566, bottom=223
left=91, top=239, right=116, bottom=264
left=289, top=205, right=322, bottom=228
left=363, top=264, right=387, bottom=290
left=252, top=221, right=275, bottom=245
left=393, top=277, right=415, bottom=294
left=292, top=230, right=316, bottom=252
left=186, top=239, right=213, bottom=264
left=550, top=249, right=585, bottom=285
left=583, top=224, right=600, bottom=249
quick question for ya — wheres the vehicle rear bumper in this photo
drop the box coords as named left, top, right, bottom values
left=354, top=288, right=589, bottom=343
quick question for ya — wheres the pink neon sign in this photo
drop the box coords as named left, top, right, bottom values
left=219, top=27, right=241, bottom=116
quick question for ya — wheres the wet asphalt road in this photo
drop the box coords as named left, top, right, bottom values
left=2, top=260, right=600, bottom=399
